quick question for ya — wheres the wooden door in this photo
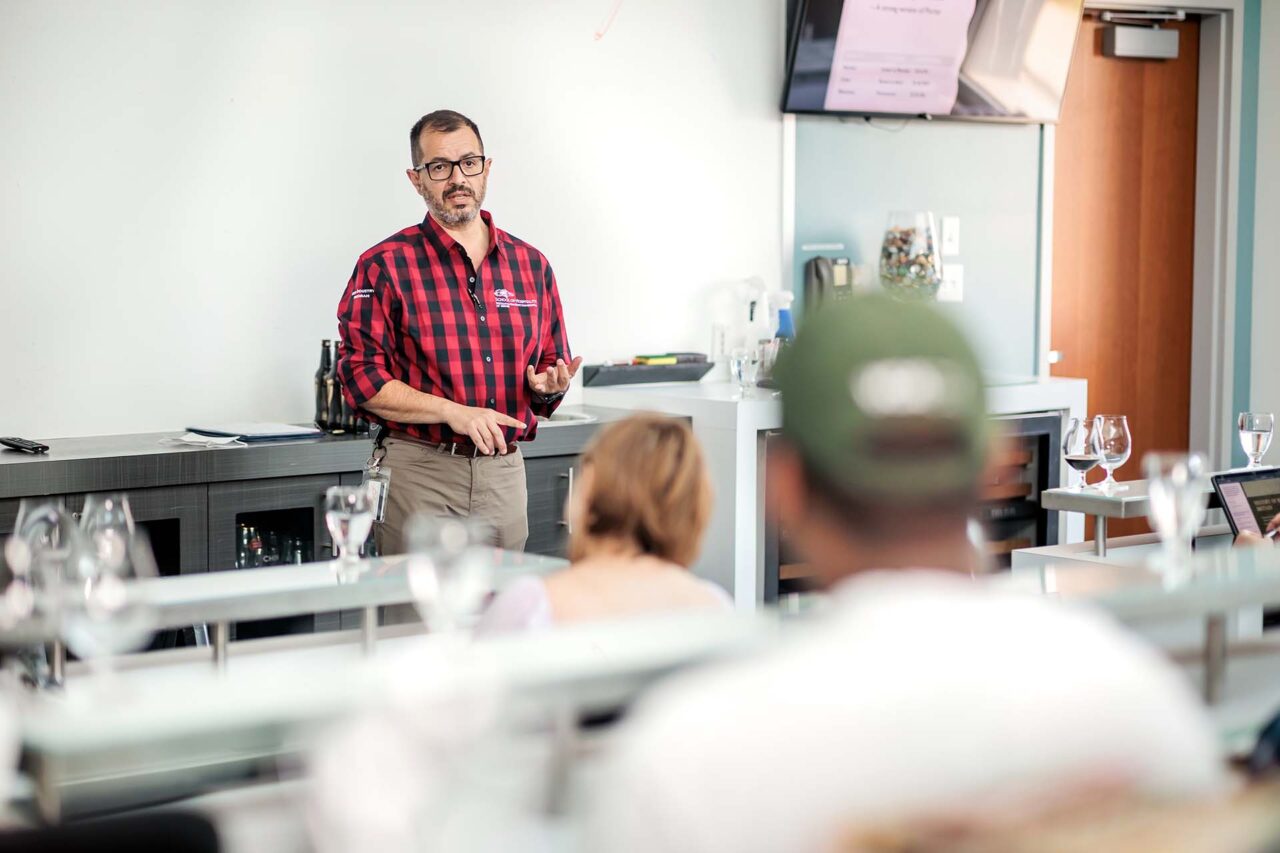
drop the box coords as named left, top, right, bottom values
left=1051, top=14, right=1200, bottom=538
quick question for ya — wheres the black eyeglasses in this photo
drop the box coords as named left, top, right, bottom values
left=412, top=155, right=488, bottom=182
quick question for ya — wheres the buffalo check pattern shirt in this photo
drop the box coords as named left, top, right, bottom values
left=336, top=211, right=570, bottom=445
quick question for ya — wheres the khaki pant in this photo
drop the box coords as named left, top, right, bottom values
left=375, top=435, right=529, bottom=555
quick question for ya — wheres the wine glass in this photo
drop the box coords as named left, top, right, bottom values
left=1144, top=452, right=1209, bottom=580
left=79, top=493, right=136, bottom=572
left=1238, top=412, right=1275, bottom=469
left=6, top=502, right=103, bottom=687
left=60, top=527, right=158, bottom=696
left=325, top=485, right=375, bottom=582
left=10, top=501, right=85, bottom=619
left=405, top=516, right=493, bottom=635
left=1061, top=417, right=1100, bottom=491
left=1093, top=414, right=1132, bottom=494
left=729, top=346, right=761, bottom=399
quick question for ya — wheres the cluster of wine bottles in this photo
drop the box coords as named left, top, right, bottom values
left=236, top=523, right=312, bottom=569
left=314, top=339, right=371, bottom=435
left=233, top=522, right=380, bottom=570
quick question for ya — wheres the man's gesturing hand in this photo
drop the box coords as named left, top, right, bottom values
left=527, top=356, right=584, bottom=397
left=445, top=403, right=525, bottom=455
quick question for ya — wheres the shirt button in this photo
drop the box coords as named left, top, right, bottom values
left=480, top=316, right=486, bottom=323
left=485, top=356, right=492, bottom=363
left=468, top=276, right=475, bottom=284
left=488, top=398, right=495, bottom=405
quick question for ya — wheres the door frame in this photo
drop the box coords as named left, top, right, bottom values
left=1038, top=0, right=1246, bottom=470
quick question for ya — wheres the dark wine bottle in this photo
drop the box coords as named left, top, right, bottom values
left=327, top=341, right=345, bottom=433
left=339, top=345, right=358, bottom=433
left=314, top=340, right=332, bottom=430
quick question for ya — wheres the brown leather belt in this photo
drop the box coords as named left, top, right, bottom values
left=388, top=430, right=518, bottom=458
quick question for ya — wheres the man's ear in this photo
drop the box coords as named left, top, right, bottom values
left=766, top=442, right=809, bottom=533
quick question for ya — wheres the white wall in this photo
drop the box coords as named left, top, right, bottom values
left=0, top=0, right=783, bottom=438
left=1252, top=2, right=1280, bottom=412
left=793, top=118, right=1043, bottom=377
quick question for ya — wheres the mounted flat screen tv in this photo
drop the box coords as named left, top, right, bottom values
left=783, top=0, right=1085, bottom=123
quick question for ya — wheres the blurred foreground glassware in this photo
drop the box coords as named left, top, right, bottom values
left=60, top=527, right=158, bottom=682
left=406, top=516, right=493, bottom=634
left=5, top=502, right=87, bottom=686
left=1093, top=414, right=1132, bottom=494
left=1238, top=412, right=1275, bottom=469
left=10, top=501, right=85, bottom=621
left=1144, top=452, right=1209, bottom=581
left=1062, top=417, right=1101, bottom=491
left=325, top=485, right=375, bottom=582
left=79, top=493, right=135, bottom=572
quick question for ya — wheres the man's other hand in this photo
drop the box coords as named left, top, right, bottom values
left=527, top=356, right=584, bottom=397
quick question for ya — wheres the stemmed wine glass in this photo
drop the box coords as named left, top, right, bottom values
left=80, top=493, right=136, bottom=573
left=1238, top=412, right=1275, bottom=469
left=4, top=501, right=83, bottom=686
left=405, top=516, right=493, bottom=635
left=60, top=525, right=158, bottom=693
left=1093, top=414, right=1132, bottom=494
left=325, top=485, right=375, bottom=582
left=1061, top=417, right=1100, bottom=491
left=729, top=345, right=761, bottom=400
left=1144, top=452, right=1209, bottom=581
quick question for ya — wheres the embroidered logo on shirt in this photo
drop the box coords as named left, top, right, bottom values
left=352, top=288, right=375, bottom=300
left=494, top=288, right=538, bottom=309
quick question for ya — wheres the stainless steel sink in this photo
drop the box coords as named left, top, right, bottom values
left=535, top=411, right=598, bottom=427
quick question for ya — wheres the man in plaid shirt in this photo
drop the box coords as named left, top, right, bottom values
left=337, top=110, right=581, bottom=553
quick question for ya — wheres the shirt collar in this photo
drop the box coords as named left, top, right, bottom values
left=421, top=209, right=509, bottom=259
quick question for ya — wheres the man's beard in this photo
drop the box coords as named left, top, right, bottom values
left=428, top=181, right=484, bottom=227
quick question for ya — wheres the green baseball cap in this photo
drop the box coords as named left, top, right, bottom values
left=774, top=293, right=988, bottom=501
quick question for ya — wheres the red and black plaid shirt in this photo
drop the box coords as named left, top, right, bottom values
left=336, top=211, right=570, bottom=445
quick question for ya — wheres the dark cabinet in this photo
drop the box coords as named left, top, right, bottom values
left=207, top=475, right=339, bottom=571
left=1, top=486, right=206, bottom=577
left=524, top=456, right=578, bottom=558
left=208, top=474, right=342, bottom=638
left=0, top=500, right=22, bottom=539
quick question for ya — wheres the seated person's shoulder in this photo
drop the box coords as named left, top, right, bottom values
left=475, top=575, right=552, bottom=635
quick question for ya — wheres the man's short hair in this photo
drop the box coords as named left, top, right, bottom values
left=408, top=110, right=484, bottom=168
left=799, top=448, right=979, bottom=543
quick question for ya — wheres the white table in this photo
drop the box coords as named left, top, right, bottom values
left=1007, top=545, right=1280, bottom=703
left=3, top=549, right=567, bottom=679
left=18, top=611, right=776, bottom=821
left=1040, top=479, right=1222, bottom=556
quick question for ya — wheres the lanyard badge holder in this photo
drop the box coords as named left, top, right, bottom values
left=363, top=445, right=391, bottom=523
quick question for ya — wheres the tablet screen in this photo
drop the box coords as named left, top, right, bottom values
left=1216, top=473, right=1280, bottom=535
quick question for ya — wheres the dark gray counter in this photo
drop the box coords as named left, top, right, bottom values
left=0, top=406, right=631, bottom=501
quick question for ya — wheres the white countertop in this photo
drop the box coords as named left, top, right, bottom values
left=584, top=382, right=782, bottom=430
left=584, top=374, right=1087, bottom=422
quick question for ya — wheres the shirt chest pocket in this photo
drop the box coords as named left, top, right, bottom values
left=488, top=287, right=541, bottom=358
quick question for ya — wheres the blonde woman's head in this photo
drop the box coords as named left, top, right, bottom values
left=567, top=414, right=712, bottom=567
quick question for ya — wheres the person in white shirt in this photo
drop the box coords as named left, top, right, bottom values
left=588, top=294, right=1227, bottom=852
left=477, top=413, right=729, bottom=634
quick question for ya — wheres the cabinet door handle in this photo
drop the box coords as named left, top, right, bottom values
left=557, top=468, right=575, bottom=532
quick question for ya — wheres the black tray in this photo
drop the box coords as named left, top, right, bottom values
left=582, top=362, right=714, bottom=387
